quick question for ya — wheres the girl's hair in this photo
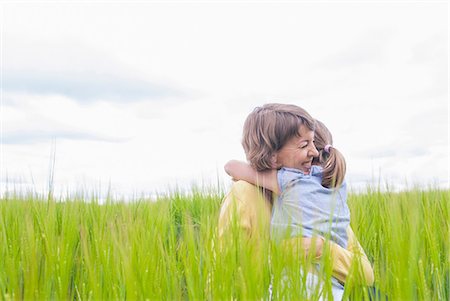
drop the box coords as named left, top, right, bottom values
left=313, top=119, right=346, bottom=188
left=242, top=103, right=315, bottom=171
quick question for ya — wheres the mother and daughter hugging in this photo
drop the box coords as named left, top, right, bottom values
left=218, top=103, right=374, bottom=300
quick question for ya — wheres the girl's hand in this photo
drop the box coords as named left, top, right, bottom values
left=224, top=160, right=249, bottom=179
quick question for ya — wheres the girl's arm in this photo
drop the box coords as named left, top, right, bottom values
left=224, top=160, right=280, bottom=194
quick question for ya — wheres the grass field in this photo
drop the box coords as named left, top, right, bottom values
left=0, top=187, right=448, bottom=300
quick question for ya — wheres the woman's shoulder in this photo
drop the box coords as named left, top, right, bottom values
left=230, top=180, right=261, bottom=196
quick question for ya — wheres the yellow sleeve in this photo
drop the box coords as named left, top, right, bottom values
left=328, top=226, right=374, bottom=286
left=218, top=180, right=272, bottom=242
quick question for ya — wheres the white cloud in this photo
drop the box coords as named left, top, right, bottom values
left=1, top=3, right=448, bottom=197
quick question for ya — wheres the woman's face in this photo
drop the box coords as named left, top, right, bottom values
left=275, top=125, right=319, bottom=174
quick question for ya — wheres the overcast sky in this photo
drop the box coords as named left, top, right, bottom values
left=1, top=2, right=448, bottom=199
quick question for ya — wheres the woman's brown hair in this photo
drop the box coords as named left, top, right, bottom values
left=242, top=103, right=315, bottom=171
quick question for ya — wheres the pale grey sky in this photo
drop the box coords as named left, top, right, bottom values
left=1, top=2, right=448, bottom=199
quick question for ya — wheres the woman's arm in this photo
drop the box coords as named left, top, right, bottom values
left=327, top=226, right=374, bottom=285
left=224, top=160, right=280, bottom=194
left=282, top=228, right=374, bottom=286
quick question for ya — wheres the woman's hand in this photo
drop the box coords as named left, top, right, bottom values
left=281, top=236, right=325, bottom=259
left=302, top=236, right=324, bottom=258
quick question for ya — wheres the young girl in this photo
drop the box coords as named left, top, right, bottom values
left=224, top=103, right=372, bottom=300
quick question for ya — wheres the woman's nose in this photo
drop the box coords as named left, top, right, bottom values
left=310, top=145, right=319, bottom=157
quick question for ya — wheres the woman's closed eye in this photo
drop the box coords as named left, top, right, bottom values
left=299, top=140, right=315, bottom=149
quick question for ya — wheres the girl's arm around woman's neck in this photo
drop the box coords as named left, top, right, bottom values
left=224, top=160, right=280, bottom=194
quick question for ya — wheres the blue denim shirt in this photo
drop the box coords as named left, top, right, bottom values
left=271, top=165, right=350, bottom=248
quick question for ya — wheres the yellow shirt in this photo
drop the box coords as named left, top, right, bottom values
left=218, top=180, right=374, bottom=286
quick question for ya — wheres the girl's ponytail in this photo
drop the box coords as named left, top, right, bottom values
left=314, top=120, right=346, bottom=189
left=319, top=146, right=346, bottom=188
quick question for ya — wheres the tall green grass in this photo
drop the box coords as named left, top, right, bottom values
left=0, top=187, right=448, bottom=300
